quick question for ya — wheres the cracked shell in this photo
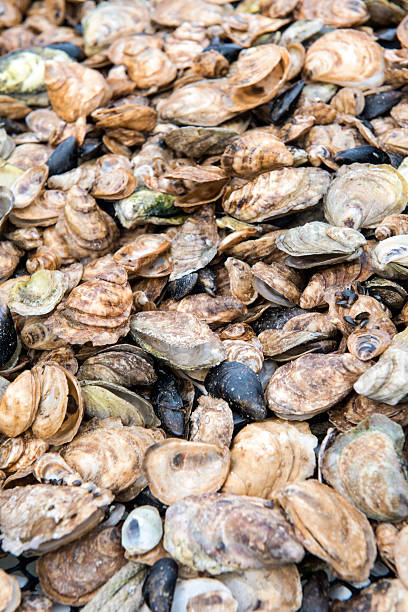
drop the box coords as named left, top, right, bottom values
left=164, top=492, right=304, bottom=574
left=320, top=414, right=408, bottom=521
left=37, top=524, right=126, bottom=606
left=277, top=479, right=376, bottom=582
left=0, top=483, right=113, bottom=556
left=130, top=311, right=226, bottom=370
left=144, top=439, right=230, bottom=505
left=222, top=419, right=317, bottom=499
left=7, top=269, right=67, bottom=316
left=266, top=353, right=371, bottom=419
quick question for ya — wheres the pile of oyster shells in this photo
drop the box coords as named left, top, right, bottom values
left=4, top=0, right=408, bottom=610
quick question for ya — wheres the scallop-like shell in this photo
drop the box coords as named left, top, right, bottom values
left=266, top=353, right=371, bottom=419
left=222, top=419, right=317, bottom=499
left=0, top=568, right=20, bottom=612
left=44, top=60, right=111, bottom=123
left=277, top=479, right=376, bottom=582
left=78, top=344, right=156, bottom=388
left=0, top=483, right=113, bottom=555
left=189, top=395, right=233, bottom=448
left=163, top=492, right=304, bottom=574
left=8, top=269, right=66, bottom=317
left=143, top=439, right=230, bottom=505
left=324, top=163, right=408, bottom=229
left=295, top=0, right=368, bottom=26
left=130, top=311, right=226, bottom=370
left=304, top=29, right=384, bottom=88
left=223, top=167, right=330, bottom=223
left=276, top=221, right=366, bottom=268
left=320, top=414, right=408, bottom=521
left=61, top=419, right=164, bottom=494
left=38, top=524, right=126, bottom=605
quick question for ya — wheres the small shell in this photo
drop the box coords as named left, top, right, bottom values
left=320, top=414, right=408, bottom=521
left=172, top=578, right=237, bottom=612
left=115, top=187, right=178, bottom=229
left=7, top=269, right=67, bottom=316
left=371, top=235, right=408, bottom=278
left=266, top=353, right=371, bottom=419
left=143, top=439, right=230, bottom=505
left=375, top=213, right=408, bottom=240
left=0, top=369, right=40, bottom=437
left=304, top=29, right=384, bottom=88
left=347, top=328, right=392, bottom=361
left=0, top=568, right=21, bottom=612
left=121, top=506, right=163, bottom=556
left=114, top=234, right=170, bottom=277
left=330, top=579, right=408, bottom=611
left=164, top=492, right=304, bottom=574
left=278, top=479, right=376, bottom=582
left=222, top=339, right=264, bottom=373
left=10, top=165, right=48, bottom=209
left=224, top=257, right=257, bottom=306
left=222, top=419, right=317, bottom=499
left=189, top=395, right=233, bottom=448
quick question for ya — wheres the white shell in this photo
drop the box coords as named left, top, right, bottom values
left=171, top=578, right=235, bottom=612
left=121, top=505, right=163, bottom=555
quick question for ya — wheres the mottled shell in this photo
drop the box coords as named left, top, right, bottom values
left=266, top=353, right=371, bottom=419
left=163, top=493, right=304, bottom=574
left=278, top=479, right=376, bottom=582
left=130, top=311, right=226, bottom=370
left=224, top=257, right=257, bottom=305
left=295, top=0, right=368, bottom=26
left=8, top=269, right=67, bottom=316
left=347, top=328, right=392, bottom=361
left=252, top=261, right=303, bottom=306
left=144, top=439, right=230, bottom=505
left=324, top=163, right=408, bottom=229
left=304, top=29, right=384, bottom=88
left=0, top=483, right=113, bottom=555
left=222, top=419, right=317, bottom=499
left=114, top=187, right=177, bottom=229
left=164, top=294, right=246, bottom=326
left=78, top=345, right=156, bottom=388
left=330, top=579, right=408, bottom=612
left=189, top=395, right=233, bottom=448
left=0, top=432, right=48, bottom=474
left=375, top=213, right=408, bottom=240
left=38, top=524, right=126, bottom=605
left=11, top=165, right=48, bottom=209
left=223, top=167, right=330, bottom=223
left=320, top=415, right=408, bottom=521
left=0, top=568, right=20, bottom=612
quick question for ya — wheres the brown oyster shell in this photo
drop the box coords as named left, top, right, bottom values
left=17, top=591, right=52, bottom=612
left=330, top=579, right=408, bottom=611
left=277, top=479, right=376, bottom=582
left=0, top=241, right=21, bottom=282
left=222, top=419, right=317, bottom=499
left=189, top=395, right=233, bottom=448
left=266, top=353, right=371, bottom=419
left=163, top=492, right=305, bottom=574
left=252, top=261, right=303, bottom=307
left=347, top=328, right=392, bottom=361
left=329, top=393, right=408, bottom=431
left=143, top=438, right=230, bottom=505
left=375, top=213, right=408, bottom=240
left=163, top=294, right=246, bottom=325
left=0, top=432, right=48, bottom=473
left=222, top=339, right=264, bottom=372
left=113, top=234, right=170, bottom=277
left=78, top=345, right=156, bottom=387
left=0, top=483, right=113, bottom=555
left=224, top=257, right=257, bottom=306
left=37, top=524, right=126, bottom=605
left=0, top=369, right=40, bottom=437
left=0, top=568, right=21, bottom=612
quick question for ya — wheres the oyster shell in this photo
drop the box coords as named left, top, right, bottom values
left=304, top=29, right=384, bottom=88
left=375, top=213, right=408, bottom=240
left=189, top=395, right=233, bottom=448
left=324, top=163, right=408, bottom=229
left=114, top=187, right=178, bottom=229
left=295, top=0, right=368, bottom=26
left=163, top=492, right=304, bottom=574
left=330, top=579, right=408, bottom=611
left=130, top=311, right=226, bottom=370
left=222, top=339, right=264, bottom=373
left=371, top=234, right=408, bottom=278
left=222, top=419, right=317, bottom=499
left=277, top=479, right=376, bottom=581
left=266, top=353, right=371, bottom=419
left=122, top=506, right=163, bottom=556
left=163, top=294, right=246, bottom=326
left=225, top=257, right=257, bottom=306
left=113, top=234, right=170, bottom=277
left=0, top=569, right=20, bottom=612
left=78, top=345, right=156, bottom=387
left=252, top=261, right=303, bottom=307
left=172, top=578, right=236, bottom=612
left=37, top=524, right=126, bottom=605
left=7, top=269, right=67, bottom=316
left=143, top=439, right=230, bottom=505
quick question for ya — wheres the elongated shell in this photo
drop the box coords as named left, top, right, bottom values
left=222, top=419, right=317, bottom=499
left=164, top=294, right=246, bottom=325
left=130, top=311, right=226, bottom=370
left=320, top=414, right=408, bottom=521
left=266, top=353, right=371, bottom=419
left=223, top=168, right=330, bottom=222
left=304, top=29, right=384, bottom=88
left=278, top=479, right=376, bottom=582
left=163, top=493, right=304, bottom=574
left=324, top=163, right=408, bottom=229
left=252, top=262, right=303, bottom=306
left=189, top=395, right=233, bottom=448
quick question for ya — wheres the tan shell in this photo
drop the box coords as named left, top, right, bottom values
left=38, top=524, right=126, bottom=605
left=164, top=294, right=246, bottom=326
left=152, top=0, right=223, bottom=27
left=163, top=492, right=305, bottom=574
left=330, top=579, right=408, bottom=611
left=143, top=438, right=230, bottom=505
left=0, top=483, right=113, bottom=555
left=10, top=165, right=48, bottom=209
left=375, top=213, right=408, bottom=240
left=278, top=479, right=376, bottom=582
left=347, top=328, right=392, bottom=361
left=329, top=393, right=408, bottom=432
left=0, top=568, right=20, bottom=612
left=16, top=591, right=52, bottom=612
left=222, top=339, right=264, bottom=373
left=223, top=167, right=330, bottom=223
left=320, top=414, right=408, bottom=521
left=10, top=190, right=67, bottom=228
left=78, top=345, right=156, bottom=388
left=113, top=234, right=170, bottom=276
left=189, top=395, right=233, bottom=448
left=0, top=432, right=48, bottom=473
left=26, top=246, right=62, bottom=274
left=304, top=29, right=384, bottom=88
left=252, top=262, right=303, bottom=306
left=324, top=163, right=408, bottom=229
left=8, top=269, right=67, bottom=316
left=266, top=353, right=371, bottom=419
left=45, top=60, right=111, bottom=123
left=371, top=234, right=408, bottom=279
left=295, top=0, right=368, bottom=26
left=222, top=419, right=316, bottom=499
left=223, top=257, right=256, bottom=306
left=0, top=369, right=40, bottom=437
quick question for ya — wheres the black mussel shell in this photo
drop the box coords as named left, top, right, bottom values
left=142, top=558, right=178, bottom=612
left=134, top=487, right=167, bottom=516
left=269, top=80, right=305, bottom=125
left=205, top=361, right=267, bottom=421
left=166, top=273, right=198, bottom=301
left=251, top=307, right=307, bottom=334
left=300, top=570, right=329, bottom=612
left=388, top=152, right=405, bottom=168
left=44, top=42, right=85, bottom=60
left=361, top=90, right=402, bottom=120
left=46, top=136, right=78, bottom=177
left=79, top=138, right=103, bottom=161
left=203, top=41, right=242, bottom=63
left=196, top=267, right=216, bottom=296
left=0, top=302, right=17, bottom=368
left=150, top=368, right=185, bottom=436
left=334, top=145, right=391, bottom=165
